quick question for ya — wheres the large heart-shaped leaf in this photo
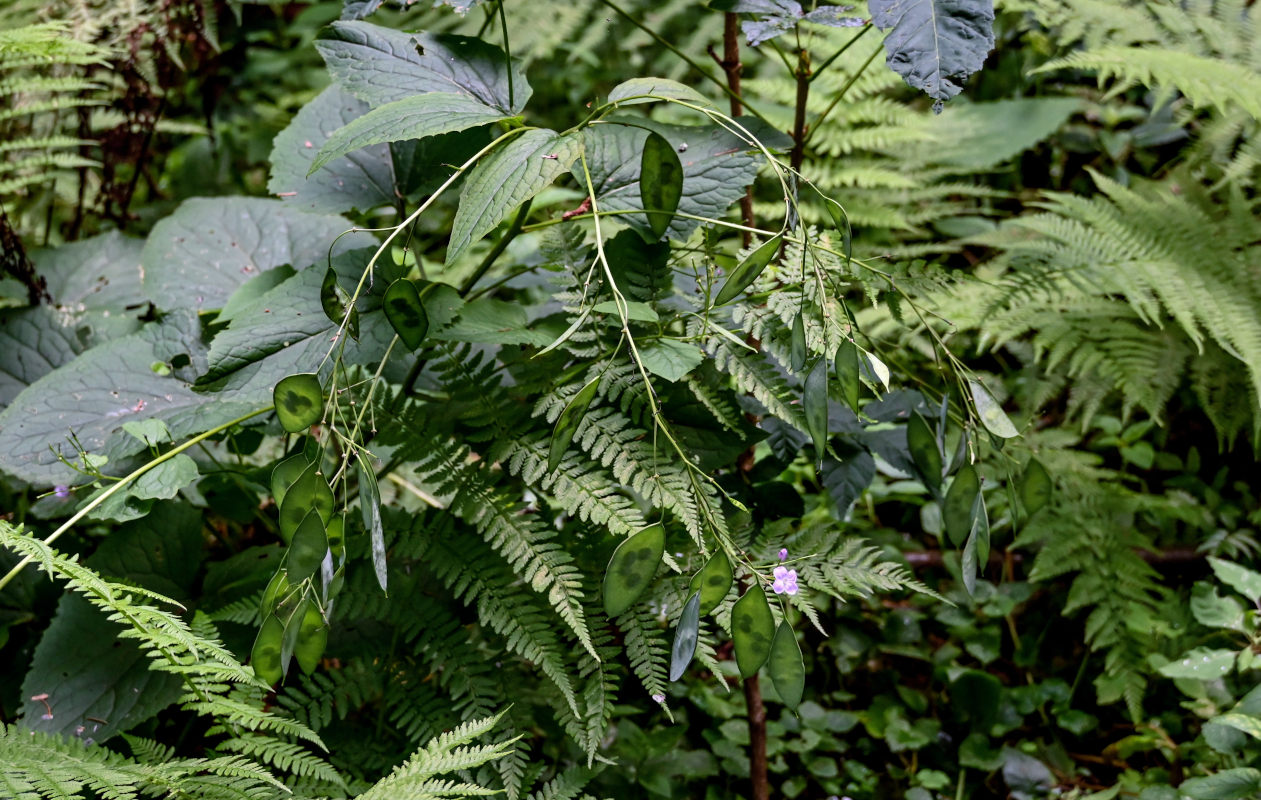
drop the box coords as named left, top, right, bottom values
left=869, top=0, right=995, bottom=112
left=316, top=21, right=530, bottom=113
left=140, top=197, right=373, bottom=312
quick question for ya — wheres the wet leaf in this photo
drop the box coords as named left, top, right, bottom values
left=603, top=524, right=665, bottom=618
left=943, top=464, right=980, bottom=548
left=669, top=591, right=701, bottom=681
left=732, top=584, right=775, bottom=679
left=383, top=279, right=430, bottom=350
left=713, top=235, right=781, bottom=306
left=639, top=131, right=683, bottom=240
left=768, top=621, right=804, bottom=710
left=688, top=551, right=733, bottom=615
left=273, top=373, right=324, bottom=433
left=549, top=378, right=599, bottom=471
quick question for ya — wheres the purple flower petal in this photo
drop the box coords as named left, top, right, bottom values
left=773, top=565, right=789, bottom=580
left=778, top=548, right=788, bottom=561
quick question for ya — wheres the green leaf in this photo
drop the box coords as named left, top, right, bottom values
left=639, top=339, right=703, bottom=383
left=218, top=266, right=296, bottom=325
left=293, top=599, right=329, bottom=675
left=969, top=379, right=1018, bottom=438
left=943, top=465, right=980, bottom=548
left=1208, top=557, right=1261, bottom=605
left=768, top=621, right=804, bottom=711
left=130, top=454, right=199, bottom=501
left=287, top=511, right=329, bottom=584
left=251, top=613, right=286, bottom=685
left=669, top=591, right=701, bottom=681
left=268, top=86, right=397, bottom=216
left=447, top=128, right=582, bottom=266
left=688, top=551, right=734, bottom=615
left=121, top=419, right=171, bottom=447
left=549, top=378, right=599, bottom=472
left=580, top=118, right=789, bottom=243
left=639, top=131, right=684, bottom=241
left=603, top=524, right=665, bottom=618
left=321, top=265, right=359, bottom=340
left=1158, top=647, right=1237, bottom=679
left=1179, top=768, right=1261, bottom=800
left=732, top=584, right=775, bottom=679
left=1191, top=583, right=1247, bottom=632
left=33, top=230, right=145, bottom=313
left=714, top=235, right=781, bottom=306
left=433, top=296, right=553, bottom=346
left=803, top=357, right=829, bottom=458
left=316, top=21, right=530, bottom=113
left=141, top=197, right=372, bottom=312
left=868, top=0, right=995, bottom=112
left=907, top=413, right=943, bottom=495
left=279, top=462, right=335, bottom=545
left=790, top=312, right=807, bottom=373
left=592, top=300, right=659, bottom=322
left=382, top=279, right=430, bottom=350
left=311, top=92, right=511, bottom=175
left=834, top=339, right=861, bottom=413
left=1020, top=458, right=1052, bottom=516
left=273, top=373, right=324, bottom=433
left=1216, top=714, right=1261, bottom=742
left=923, top=97, right=1082, bottom=169
left=609, top=77, right=713, bottom=107
left=358, top=459, right=387, bottom=593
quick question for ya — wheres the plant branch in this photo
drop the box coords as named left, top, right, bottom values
left=459, top=198, right=532, bottom=295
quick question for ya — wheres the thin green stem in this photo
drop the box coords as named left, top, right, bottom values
left=0, top=407, right=269, bottom=592
left=809, top=23, right=872, bottom=82
left=802, top=42, right=884, bottom=147
left=459, top=198, right=532, bottom=295
left=498, top=0, right=514, bottom=111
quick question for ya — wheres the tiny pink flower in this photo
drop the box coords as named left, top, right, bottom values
left=651, top=693, right=665, bottom=704
left=772, top=566, right=798, bottom=596
left=778, top=548, right=788, bottom=561
left=54, top=485, right=71, bottom=499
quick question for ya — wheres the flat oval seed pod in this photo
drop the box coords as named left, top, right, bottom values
left=260, top=569, right=291, bottom=617
left=835, top=339, right=861, bottom=413
left=383, top=279, right=430, bottom=350
left=325, top=513, right=346, bottom=564
left=639, top=131, right=683, bottom=240
left=812, top=185, right=852, bottom=270
left=713, top=234, right=782, bottom=306
left=250, top=613, right=285, bottom=685
left=907, top=413, right=943, bottom=496
left=969, top=379, right=1018, bottom=439
left=603, top=523, right=666, bottom=618
left=768, top=621, right=805, bottom=711
left=357, top=460, right=387, bottom=593
left=548, top=378, right=599, bottom=472
left=293, top=599, right=328, bottom=675
left=732, top=584, right=775, bottom=679
left=971, top=491, right=991, bottom=565
left=688, top=551, right=734, bottom=615
left=320, top=265, right=358, bottom=340
left=287, top=510, right=329, bottom=584
left=271, top=453, right=310, bottom=510
left=943, top=464, right=980, bottom=548
left=1021, top=458, right=1052, bottom=516
left=803, top=358, right=829, bottom=459
left=273, top=373, right=323, bottom=433
left=279, top=595, right=309, bottom=675
left=669, top=591, right=701, bottom=681
left=279, top=462, right=334, bottom=544
left=790, top=312, right=807, bottom=373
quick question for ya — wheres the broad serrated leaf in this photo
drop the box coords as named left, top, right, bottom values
left=943, top=464, right=979, bottom=548
left=669, top=591, right=701, bottom=681
left=358, top=459, right=388, bottom=593
left=1179, top=768, right=1261, bottom=800
left=969, top=379, right=1018, bottom=438
left=768, top=622, right=804, bottom=710
left=868, top=0, right=995, bottom=112
left=714, top=235, right=781, bottom=306
left=273, top=373, right=324, bottom=433
left=604, top=524, right=665, bottom=618
left=688, top=551, right=734, bottom=615
left=220, top=266, right=297, bottom=325
left=639, top=338, right=703, bottom=383
left=732, top=584, right=775, bottom=678
left=1020, top=458, right=1052, bottom=516
left=311, top=92, right=511, bottom=175
left=608, top=77, right=712, bottom=107
left=141, top=197, right=373, bottom=312
left=639, top=131, right=684, bottom=240
left=268, top=85, right=397, bottom=215
left=447, top=129, right=581, bottom=265
left=316, top=21, right=530, bottom=112
left=382, top=279, right=430, bottom=350
left=130, top=454, right=200, bottom=501
left=549, top=378, right=599, bottom=471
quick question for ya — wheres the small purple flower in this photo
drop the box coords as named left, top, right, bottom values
left=772, top=565, right=798, bottom=596
left=54, top=485, right=71, bottom=500
left=778, top=548, right=788, bottom=561
left=651, top=693, right=666, bottom=704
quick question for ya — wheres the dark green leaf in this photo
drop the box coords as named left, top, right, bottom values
left=669, top=591, right=701, bottom=681
left=1020, top=458, right=1052, bottom=516
left=639, top=131, right=684, bottom=240
left=219, top=266, right=296, bottom=325
left=821, top=448, right=876, bottom=513
left=943, top=464, right=979, bottom=548
left=803, top=358, right=829, bottom=458
left=608, top=77, right=712, bottom=107
left=714, top=235, right=781, bottom=306
left=868, top=0, right=995, bottom=112
left=688, top=551, right=734, bottom=615
left=286, top=511, right=329, bottom=584
left=273, top=373, right=324, bottom=433
left=130, top=454, right=200, bottom=501
left=1179, top=768, right=1261, bottom=800
left=358, top=459, right=387, bottom=593
left=768, top=622, right=804, bottom=710
left=907, top=413, right=943, bottom=495
left=316, top=22, right=530, bottom=113
left=251, top=613, right=285, bottom=685
left=549, top=378, right=599, bottom=472
left=732, top=584, right=775, bottom=679
left=382, top=279, right=430, bottom=350
left=311, top=92, right=511, bottom=175
left=639, top=339, right=704, bottom=383
left=447, top=129, right=582, bottom=265
left=603, top=524, right=665, bottom=618
left=433, top=296, right=553, bottom=346
left=592, top=300, right=659, bottom=322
